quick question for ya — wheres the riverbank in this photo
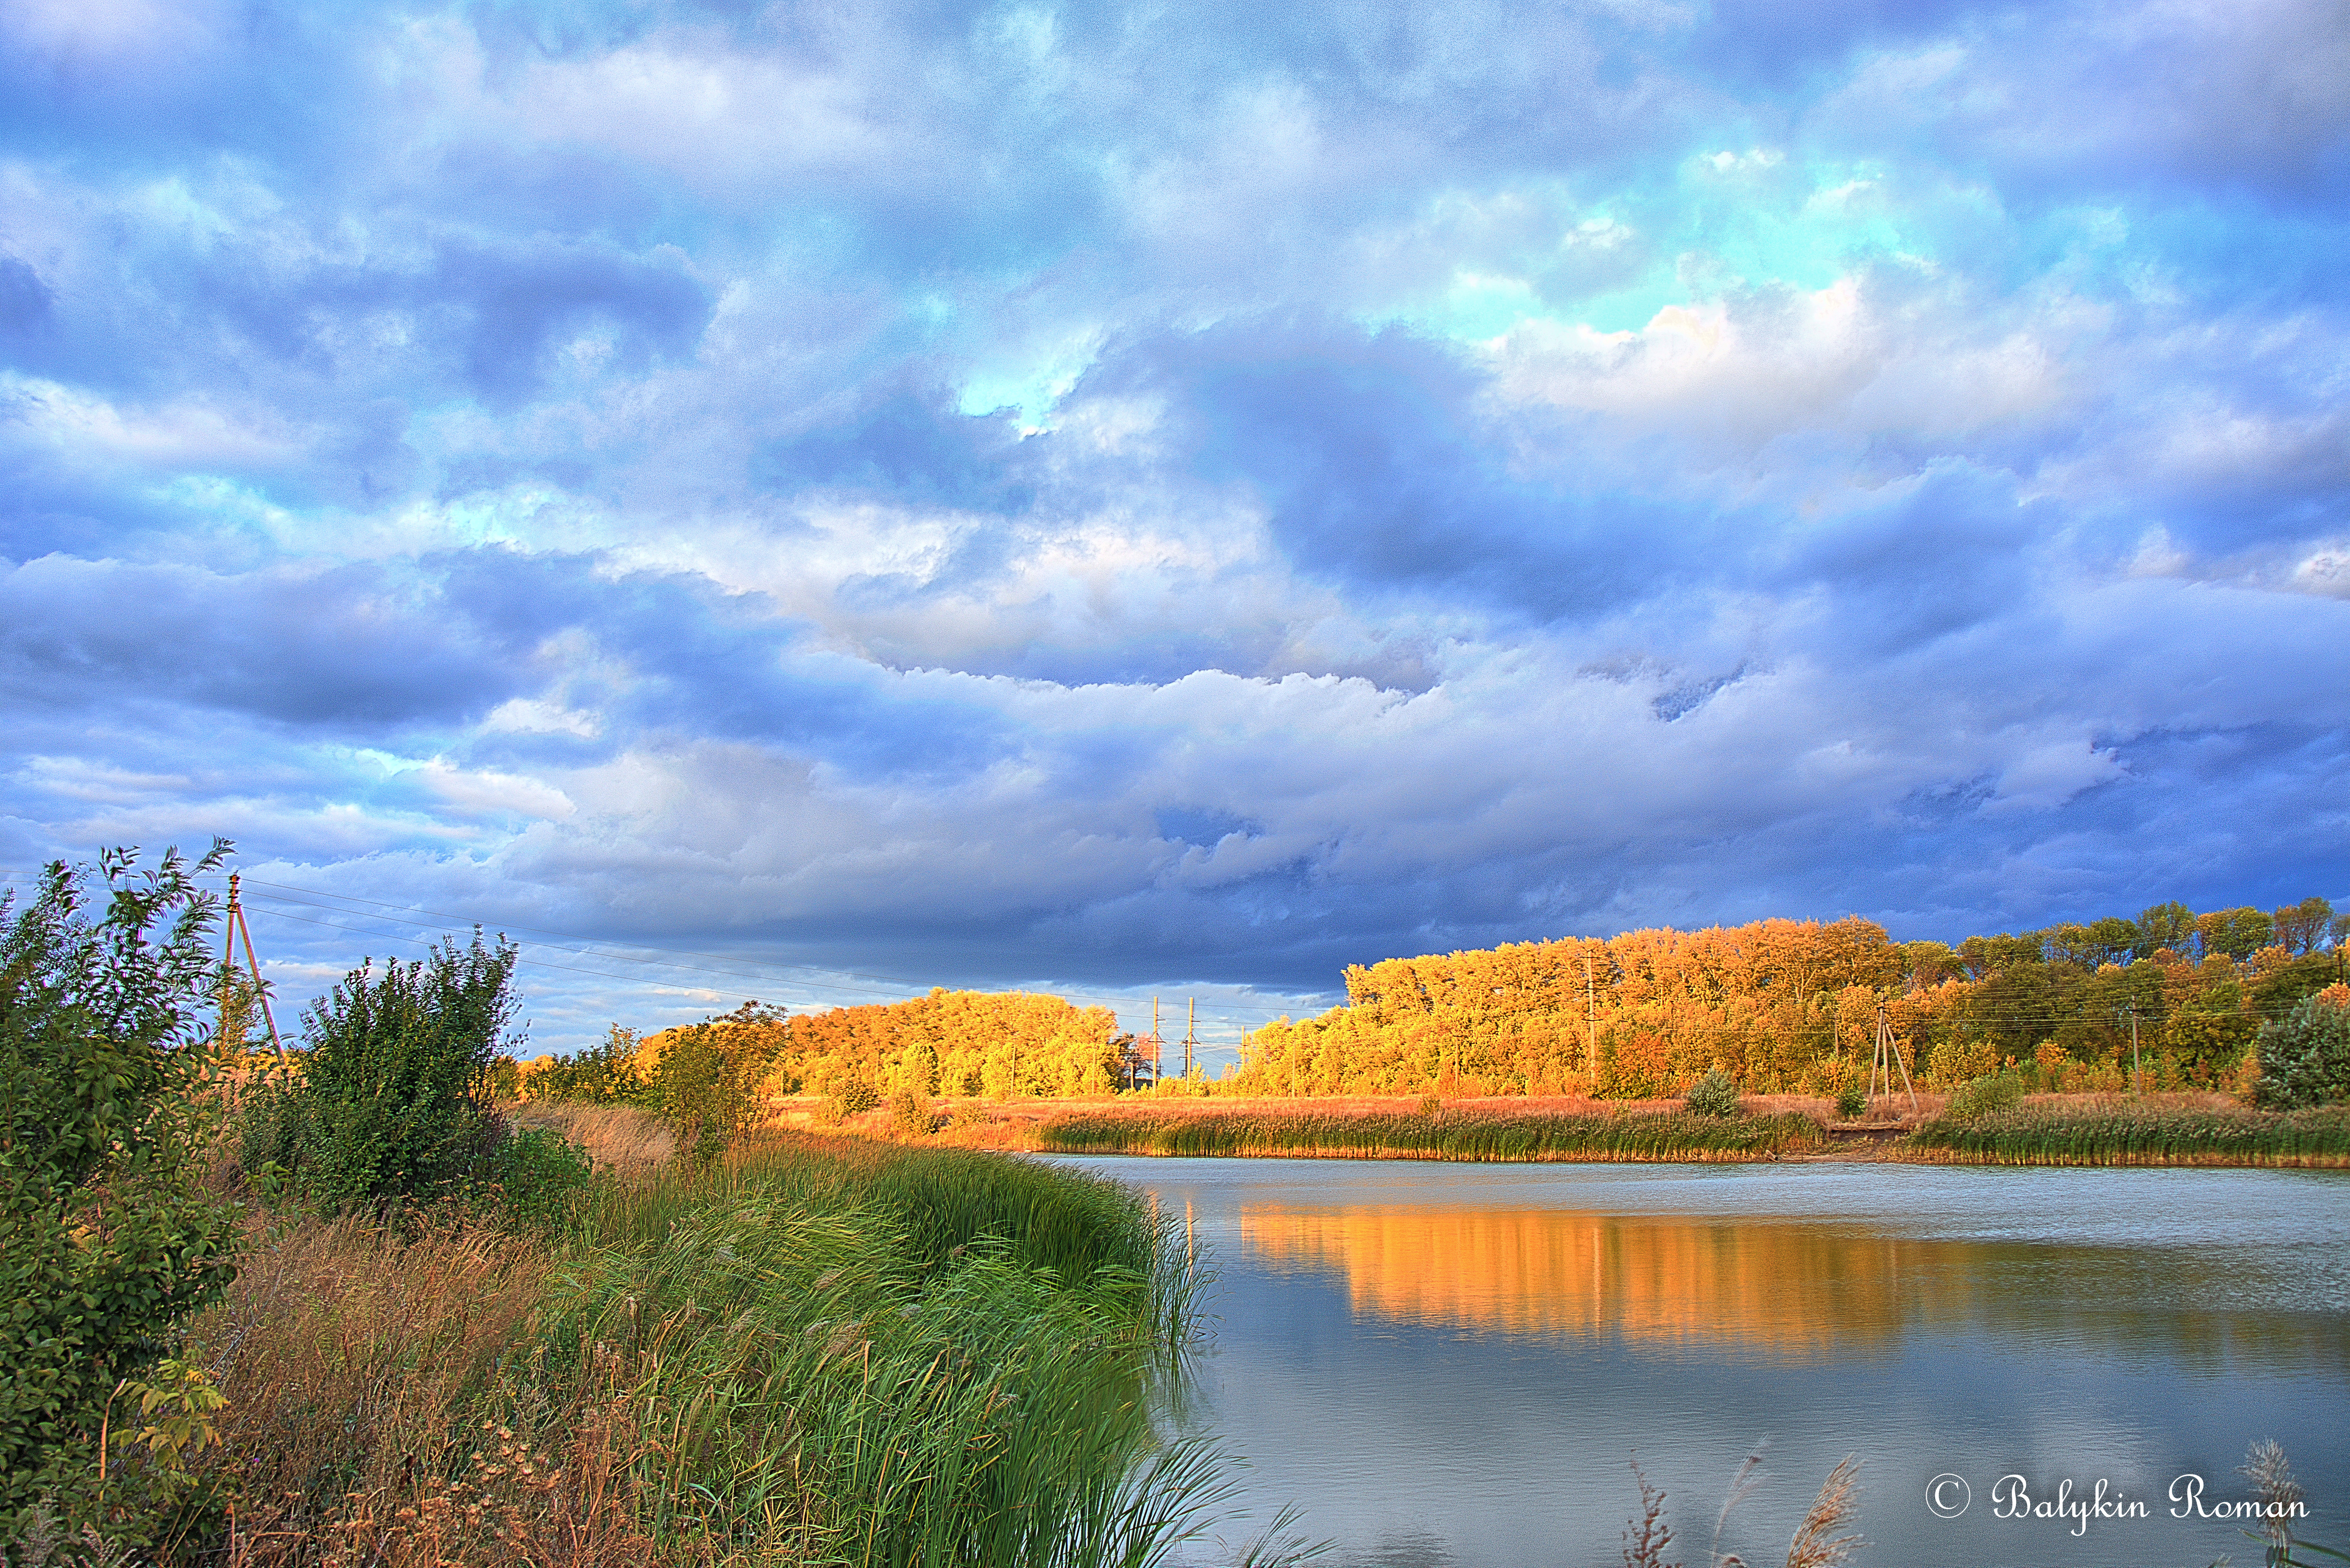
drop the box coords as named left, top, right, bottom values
left=1031, top=1105, right=1828, bottom=1161
left=172, top=1123, right=1230, bottom=1567
left=1899, top=1099, right=2350, bottom=1167
left=777, top=1091, right=2350, bottom=1169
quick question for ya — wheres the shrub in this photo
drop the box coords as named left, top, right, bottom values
left=476, top=1126, right=596, bottom=1230
left=1834, top=1084, right=1868, bottom=1121
left=824, top=1074, right=881, bottom=1123
left=1684, top=1068, right=1739, bottom=1117
left=1947, top=1072, right=2025, bottom=1120
left=0, top=844, right=242, bottom=1528
left=2253, top=992, right=2350, bottom=1109
left=889, top=1089, right=937, bottom=1137
left=648, top=1014, right=786, bottom=1160
left=522, top=1023, right=646, bottom=1104
left=244, top=931, right=523, bottom=1211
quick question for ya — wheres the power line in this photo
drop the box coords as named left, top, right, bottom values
left=209, top=877, right=1303, bottom=1032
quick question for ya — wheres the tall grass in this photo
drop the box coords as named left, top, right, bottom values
left=1903, top=1103, right=2350, bottom=1166
left=1035, top=1107, right=1827, bottom=1162
left=172, top=1128, right=1239, bottom=1567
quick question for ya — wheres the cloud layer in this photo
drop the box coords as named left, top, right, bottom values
left=4, top=0, right=2345, bottom=1050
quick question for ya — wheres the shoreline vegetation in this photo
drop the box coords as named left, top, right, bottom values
left=780, top=1091, right=2350, bottom=1169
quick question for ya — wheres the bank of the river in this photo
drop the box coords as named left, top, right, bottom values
left=176, top=1124, right=1247, bottom=1568
left=1898, top=1100, right=2350, bottom=1166
left=785, top=1090, right=2350, bottom=1169
left=1031, top=1105, right=1829, bottom=1161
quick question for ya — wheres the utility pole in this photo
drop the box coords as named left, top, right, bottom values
left=1151, top=996, right=1163, bottom=1082
left=1181, top=997, right=1197, bottom=1080
left=220, top=872, right=284, bottom=1060
left=1872, top=1004, right=1917, bottom=1112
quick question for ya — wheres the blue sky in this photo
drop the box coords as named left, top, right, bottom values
left=3, top=0, right=2345, bottom=1059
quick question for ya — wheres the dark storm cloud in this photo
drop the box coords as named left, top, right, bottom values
left=2, top=0, right=2345, bottom=1047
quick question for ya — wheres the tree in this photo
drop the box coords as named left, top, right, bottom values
left=246, top=930, right=522, bottom=1210
left=2272, top=897, right=2336, bottom=957
left=647, top=1006, right=787, bottom=1160
left=2197, top=906, right=2275, bottom=961
left=2253, top=990, right=2350, bottom=1109
left=2133, top=901, right=2197, bottom=959
left=0, top=845, right=241, bottom=1524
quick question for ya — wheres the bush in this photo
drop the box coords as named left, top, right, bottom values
left=889, top=1089, right=937, bottom=1137
left=1834, top=1084, right=1868, bottom=1121
left=1947, top=1072, right=2025, bottom=1120
left=824, top=1075, right=881, bottom=1123
left=244, top=930, right=523, bottom=1211
left=2254, top=992, right=2350, bottom=1109
left=477, top=1126, right=596, bottom=1229
left=523, top=1023, right=646, bottom=1104
left=0, top=844, right=242, bottom=1528
left=648, top=1012, right=786, bottom=1160
left=1684, top=1068, right=1739, bottom=1117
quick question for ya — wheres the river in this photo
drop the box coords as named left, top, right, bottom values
left=1054, top=1156, right=2350, bottom=1568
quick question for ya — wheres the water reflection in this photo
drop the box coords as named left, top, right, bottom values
left=1072, top=1160, right=2350, bottom=1568
left=1239, top=1201, right=2350, bottom=1374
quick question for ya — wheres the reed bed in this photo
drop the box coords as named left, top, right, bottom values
left=170, top=1128, right=1228, bottom=1568
left=1902, top=1103, right=2350, bottom=1166
left=1034, top=1107, right=1828, bottom=1162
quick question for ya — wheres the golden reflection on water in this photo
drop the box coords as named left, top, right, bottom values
left=1241, top=1204, right=1953, bottom=1363
left=1238, top=1202, right=2350, bottom=1371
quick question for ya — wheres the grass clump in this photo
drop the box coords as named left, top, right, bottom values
left=1903, top=1102, right=2350, bottom=1166
left=1036, top=1107, right=1826, bottom=1162
left=1944, top=1072, right=2024, bottom=1120
left=1683, top=1069, right=1740, bottom=1117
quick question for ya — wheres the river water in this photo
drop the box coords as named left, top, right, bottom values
left=1055, top=1156, right=2350, bottom=1568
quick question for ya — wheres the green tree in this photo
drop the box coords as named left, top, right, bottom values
left=246, top=930, right=522, bottom=1210
left=0, top=845, right=241, bottom=1525
left=2254, top=994, right=2350, bottom=1108
left=2197, top=906, right=2275, bottom=961
left=2133, top=901, right=2197, bottom=959
left=648, top=1003, right=788, bottom=1160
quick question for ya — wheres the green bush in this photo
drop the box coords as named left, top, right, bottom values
left=2254, top=995, right=2350, bottom=1109
left=1684, top=1068, right=1740, bottom=1117
left=243, top=930, right=522, bottom=1210
left=649, top=1015, right=785, bottom=1160
left=824, top=1074, right=882, bottom=1123
left=1947, top=1072, right=2025, bottom=1120
left=0, top=845, right=242, bottom=1527
left=523, top=1023, right=648, bottom=1104
left=1834, top=1084, right=1868, bottom=1121
left=476, top=1124, right=596, bottom=1230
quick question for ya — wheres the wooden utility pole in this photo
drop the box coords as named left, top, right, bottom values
left=1150, top=996, right=1163, bottom=1080
left=1870, top=1004, right=1917, bottom=1112
left=220, top=872, right=284, bottom=1059
left=1181, top=997, right=1197, bottom=1080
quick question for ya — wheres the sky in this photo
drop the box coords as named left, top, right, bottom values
left=2, top=0, right=2345, bottom=1060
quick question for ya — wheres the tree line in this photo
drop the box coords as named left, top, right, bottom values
left=1233, top=898, right=2349, bottom=1099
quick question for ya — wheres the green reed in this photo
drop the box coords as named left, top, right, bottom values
left=1035, top=1108, right=1828, bottom=1161
left=1903, top=1103, right=2350, bottom=1166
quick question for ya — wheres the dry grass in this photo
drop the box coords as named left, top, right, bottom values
left=502, top=1100, right=677, bottom=1171
left=177, top=1213, right=664, bottom=1568
left=1782, top=1459, right=1864, bottom=1568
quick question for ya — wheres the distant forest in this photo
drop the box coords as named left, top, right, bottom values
left=1234, top=898, right=2346, bottom=1098
left=564, top=898, right=2344, bottom=1106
